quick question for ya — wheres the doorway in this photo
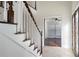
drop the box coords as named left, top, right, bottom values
left=44, top=17, right=61, bottom=47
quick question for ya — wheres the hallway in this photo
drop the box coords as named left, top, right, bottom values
left=43, top=46, right=75, bottom=57
left=0, top=1, right=79, bottom=57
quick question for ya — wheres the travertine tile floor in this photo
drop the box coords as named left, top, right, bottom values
left=42, top=46, right=75, bottom=57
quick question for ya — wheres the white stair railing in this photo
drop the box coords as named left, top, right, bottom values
left=23, top=1, right=42, bottom=55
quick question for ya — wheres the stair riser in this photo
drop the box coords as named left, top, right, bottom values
left=0, top=23, right=16, bottom=33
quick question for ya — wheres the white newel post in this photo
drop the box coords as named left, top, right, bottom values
left=16, top=2, right=22, bottom=32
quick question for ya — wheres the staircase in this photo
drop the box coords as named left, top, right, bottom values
left=0, top=1, right=42, bottom=57
left=0, top=22, right=41, bottom=56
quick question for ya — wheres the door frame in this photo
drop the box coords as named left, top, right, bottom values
left=72, top=7, right=79, bottom=56
left=44, top=16, right=62, bottom=47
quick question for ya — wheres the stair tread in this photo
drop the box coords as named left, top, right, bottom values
left=37, top=49, right=40, bottom=53
left=23, top=40, right=31, bottom=46
left=15, top=32, right=26, bottom=34
left=0, top=21, right=17, bottom=25
left=29, top=43, right=35, bottom=47
left=33, top=47, right=38, bottom=51
left=23, top=38, right=30, bottom=42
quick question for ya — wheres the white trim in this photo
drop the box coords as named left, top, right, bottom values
left=45, top=16, right=62, bottom=20
left=72, top=2, right=79, bottom=15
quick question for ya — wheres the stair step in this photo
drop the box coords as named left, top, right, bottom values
left=23, top=41, right=41, bottom=56
left=40, top=51, right=42, bottom=56
left=23, top=38, right=30, bottom=42
left=15, top=32, right=26, bottom=34
left=29, top=44, right=34, bottom=50
left=15, top=34, right=25, bottom=41
left=23, top=40, right=31, bottom=46
left=0, top=21, right=17, bottom=25
left=37, top=49, right=40, bottom=53
left=33, top=46, right=38, bottom=51
left=0, top=23, right=16, bottom=33
left=37, top=49, right=41, bottom=56
left=29, top=43, right=35, bottom=47
left=33, top=47, right=38, bottom=54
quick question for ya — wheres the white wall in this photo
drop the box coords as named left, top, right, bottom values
left=32, top=1, right=72, bottom=48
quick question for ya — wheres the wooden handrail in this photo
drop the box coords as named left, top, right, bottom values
left=23, top=1, right=41, bottom=34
